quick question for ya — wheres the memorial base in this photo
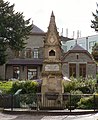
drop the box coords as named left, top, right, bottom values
left=39, top=93, right=64, bottom=110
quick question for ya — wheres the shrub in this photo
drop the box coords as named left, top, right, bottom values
left=63, top=80, right=76, bottom=92
left=0, top=81, right=13, bottom=94
left=63, top=77, right=97, bottom=94
left=77, top=96, right=94, bottom=109
left=77, top=94, right=98, bottom=109
left=10, top=80, right=38, bottom=94
left=20, top=93, right=37, bottom=107
left=66, top=90, right=83, bottom=109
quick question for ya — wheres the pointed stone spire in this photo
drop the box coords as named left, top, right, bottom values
left=48, top=11, right=57, bottom=33
left=48, top=11, right=58, bottom=34
left=51, top=11, right=54, bottom=17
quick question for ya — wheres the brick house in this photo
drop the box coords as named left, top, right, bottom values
left=62, top=44, right=96, bottom=78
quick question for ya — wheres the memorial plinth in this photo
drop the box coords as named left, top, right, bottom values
left=40, top=11, right=64, bottom=109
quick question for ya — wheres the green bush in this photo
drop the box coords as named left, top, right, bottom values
left=77, top=96, right=93, bottom=109
left=66, top=90, right=83, bottom=109
left=64, top=79, right=76, bottom=92
left=0, top=81, right=13, bottom=94
left=77, top=94, right=98, bottom=109
left=20, top=93, right=37, bottom=107
left=63, top=77, right=97, bottom=94
left=10, top=80, right=38, bottom=94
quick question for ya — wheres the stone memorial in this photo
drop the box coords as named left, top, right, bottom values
left=41, top=11, right=64, bottom=109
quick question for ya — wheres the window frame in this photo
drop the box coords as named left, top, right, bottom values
left=79, top=64, right=86, bottom=78
left=13, top=66, right=20, bottom=79
left=69, top=63, right=76, bottom=78
left=27, top=67, right=37, bottom=80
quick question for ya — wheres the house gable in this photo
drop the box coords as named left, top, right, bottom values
left=62, top=44, right=96, bottom=78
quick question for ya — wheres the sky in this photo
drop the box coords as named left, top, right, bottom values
left=6, top=0, right=98, bottom=38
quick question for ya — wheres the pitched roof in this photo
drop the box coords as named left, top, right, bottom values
left=60, top=36, right=73, bottom=42
left=31, top=25, right=45, bottom=34
left=62, top=44, right=93, bottom=60
left=7, top=59, right=43, bottom=65
left=70, top=44, right=85, bottom=51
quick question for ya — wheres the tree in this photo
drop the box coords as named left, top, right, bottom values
left=0, top=43, right=7, bottom=65
left=92, top=43, right=98, bottom=61
left=91, top=3, right=98, bottom=31
left=91, top=3, right=98, bottom=61
left=0, top=0, right=33, bottom=65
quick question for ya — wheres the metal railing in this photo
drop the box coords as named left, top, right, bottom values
left=0, top=93, right=98, bottom=112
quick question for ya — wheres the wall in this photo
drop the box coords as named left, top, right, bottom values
left=62, top=52, right=96, bottom=78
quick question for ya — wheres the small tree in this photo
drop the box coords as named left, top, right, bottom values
left=0, top=0, right=33, bottom=64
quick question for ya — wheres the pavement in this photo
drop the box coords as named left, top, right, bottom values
left=0, top=112, right=98, bottom=120
left=1, top=108, right=98, bottom=120
left=2, top=108, right=98, bottom=115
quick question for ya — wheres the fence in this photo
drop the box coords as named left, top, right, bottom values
left=0, top=93, right=98, bottom=112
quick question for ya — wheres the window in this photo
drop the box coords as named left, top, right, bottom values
left=76, top=54, right=79, bottom=59
left=69, top=64, right=76, bottom=78
left=79, top=64, right=86, bottom=78
left=33, top=48, right=39, bottom=58
left=13, top=66, right=20, bottom=79
left=15, top=51, right=20, bottom=58
left=27, top=67, right=37, bottom=80
left=49, top=50, right=55, bottom=56
left=26, top=48, right=32, bottom=58
left=89, top=41, right=96, bottom=49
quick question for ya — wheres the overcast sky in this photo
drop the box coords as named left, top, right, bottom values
left=6, top=0, right=98, bottom=38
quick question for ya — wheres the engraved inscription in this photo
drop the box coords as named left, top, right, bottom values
left=45, top=64, right=59, bottom=71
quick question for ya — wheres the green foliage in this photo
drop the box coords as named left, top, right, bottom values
left=66, top=90, right=83, bottom=108
left=64, top=81, right=75, bottom=92
left=91, top=43, right=98, bottom=61
left=0, top=44, right=7, bottom=65
left=77, top=96, right=94, bottom=109
left=63, top=77, right=97, bottom=94
left=0, top=80, right=39, bottom=94
left=77, top=93, right=98, bottom=109
left=91, top=3, right=98, bottom=31
left=20, top=94, right=37, bottom=107
left=10, top=81, right=38, bottom=94
left=0, top=0, right=33, bottom=64
left=91, top=3, right=98, bottom=61
left=0, top=81, right=13, bottom=93
left=76, top=77, right=96, bottom=94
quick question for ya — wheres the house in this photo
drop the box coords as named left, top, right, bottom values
left=62, top=44, right=96, bottom=78
left=0, top=16, right=71, bottom=80
left=0, top=13, right=96, bottom=80
left=5, top=24, right=45, bottom=80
